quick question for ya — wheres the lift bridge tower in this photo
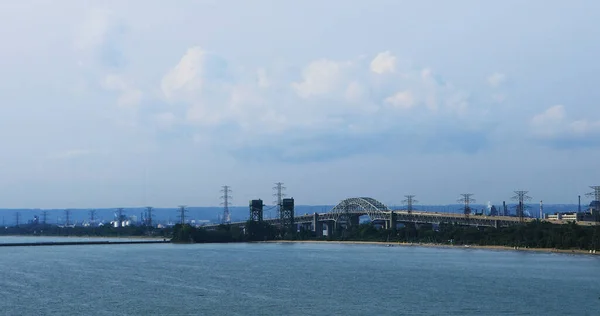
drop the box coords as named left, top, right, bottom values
left=249, top=199, right=264, bottom=222
left=273, top=182, right=294, bottom=234
left=280, top=198, right=295, bottom=235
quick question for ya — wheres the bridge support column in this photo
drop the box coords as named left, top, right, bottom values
left=312, top=213, right=323, bottom=237
left=325, top=221, right=335, bottom=236
left=388, top=211, right=397, bottom=230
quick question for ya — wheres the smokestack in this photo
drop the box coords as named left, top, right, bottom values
left=540, top=200, right=543, bottom=219
left=578, top=195, right=581, bottom=213
left=503, top=201, right=507, bottom=216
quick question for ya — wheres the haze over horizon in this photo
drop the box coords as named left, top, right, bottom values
left=1, top=1, right=599, bottom=209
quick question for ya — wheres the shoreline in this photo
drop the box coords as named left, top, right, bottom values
left=263, top=240, right=600, bottom=256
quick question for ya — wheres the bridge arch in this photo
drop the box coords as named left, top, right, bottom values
left=330, top=197, right=391, bottom=223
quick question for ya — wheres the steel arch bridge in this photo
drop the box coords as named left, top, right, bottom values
left=329, top=197, right=391, bottom=222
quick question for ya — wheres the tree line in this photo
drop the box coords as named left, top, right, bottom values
left=172, top=219, right=600, bottom=251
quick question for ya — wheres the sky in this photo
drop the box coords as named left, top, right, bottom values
left=0, top=0, right=599, bottom=209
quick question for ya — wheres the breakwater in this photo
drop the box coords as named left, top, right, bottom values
left=0, top=240, right=170, bottom=247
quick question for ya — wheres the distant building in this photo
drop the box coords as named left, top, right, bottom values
left=490, top=205, right=498, bottom=216
left=545, top=203, right=599, bottom=222
left=590, top=201, right=600, bottom=216
left=546, top=212, right=581, bottom=221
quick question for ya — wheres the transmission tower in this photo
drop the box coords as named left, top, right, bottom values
left=64, top=209, right=71, bottom=226
left=145, top=206, right=153, bottom=227
left=273, top=182, right=286, bottom=217
left=116, top=208, right=124, bottom=227
left=220, top=186, right=232, bottom=224
left=586, top=186, right=600, bottom=203
left=403, top=195, right=418, bottom=214
left=177, top=205, right=187, bottom=225
left=42, top=211, right=48, bottom=225
left=14, top=212, right=20, bottom=227
left=458, top=194, right=475, bottom=217
left=89, top=209, right=96, bottom=224
left=512, top=190, right=532, bottom=223
left=587, top=186, right=600, bottom=250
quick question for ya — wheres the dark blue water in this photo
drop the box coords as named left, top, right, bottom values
left=0, top=239, right=599, bottom=315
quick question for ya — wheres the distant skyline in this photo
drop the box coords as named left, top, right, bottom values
left=0, top=1, right=599, bottom=208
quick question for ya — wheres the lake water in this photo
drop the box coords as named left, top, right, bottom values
left=0, top=238, right=599, bottom=315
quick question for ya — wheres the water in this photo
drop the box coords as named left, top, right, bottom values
left=0, top=239, right=599, bottom=315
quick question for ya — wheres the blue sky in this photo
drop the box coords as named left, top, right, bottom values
left=0, top=0, right=599, bottom=208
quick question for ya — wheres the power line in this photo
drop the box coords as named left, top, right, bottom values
left=220, top=186, right=232, bottom=224
left=14, top=212, right=20, bottom=227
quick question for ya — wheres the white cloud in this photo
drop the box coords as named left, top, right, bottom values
left=385, top=90, right=415, bottom=109
left=161, top=46, right=207, bottom=102
left=74, top=9, right=115, bottom=52
left=153, top=49, right=477, bottom=149
left=443, top=89, right=469, bottom=117
left=487, top=72, right=506, bottom=88
left=531, top=105, right=600, bottom=139
left=568, top=119, right=600, bottom=137
left=291, top=59, right=350, bottom=98
left=344, top=81, right=365, bottom=102
left=531, top=105, right=566, bottom=137
left=102, top=74, right=142, bottom=107
left=421, top=68, right=434, bottom=82
left=257, top=68, right=270, bottom=88
left=186, top=103, right=225, bottom=126
left=74, top=8, right=126, bottom=69
left=370, top=51, right=396, bottom=74
left=117, top=89, right=142, bottom=107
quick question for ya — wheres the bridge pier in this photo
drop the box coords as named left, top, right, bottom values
left=325, top=220, right=335, bottom=236
left=300, top=223, right=311, bottom=232
left=312, top=213, right=323, bottom=237
left=388, top=211, right=397, bottom=230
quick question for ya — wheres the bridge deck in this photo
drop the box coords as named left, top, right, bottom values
left=202, top=210, right=595, bottom=230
